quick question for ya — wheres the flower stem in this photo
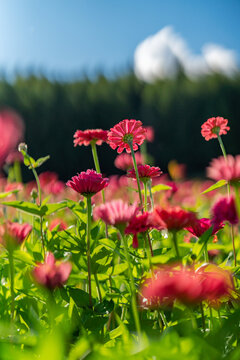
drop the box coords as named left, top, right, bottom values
left=231, top=225, right=237, bottom=266
left=120, top=231, right=141, bottom=335
left=32, top=167, right=42, bottom=206
left=86, top=196, right=93, bottom=307
left=172, top=231, right=180, bottom=259
left=129, top=142, right=143, bottom=210
left=200, top=302, right=206, bottom=333
left=204, top=244, right=209, bottom=263
left=8, top=250, right=15, bottom=321
left=91, top=142, right=106, bottom=203
left=217, top=135, right=230, bottom=196
left=148, top=180, right=154, bottom=210
left=94, top=273, right=102, bottom=302
left=143, top=182, right=148, bottom=212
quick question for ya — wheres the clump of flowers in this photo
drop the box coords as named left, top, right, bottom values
left=201, top=117, right=230, bottom=141
left=207, top=155, right=240, bottom=183
left=108, top=119, right=146, bottom=153
left=114, top=152, right=143, bottom=171
left=33, top=252, right=72, bottom=290
left=73, top=129, right=108, bottom=147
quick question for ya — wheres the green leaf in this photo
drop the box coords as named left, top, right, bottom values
left=0, top=190, right=20, bottom=199
left=34, top=155, right=50, bottom=168
left=14, top=250, right=34, bottom=265
left=94, top=299, right=114, bottom=314
left=151, top=184, right=172, bottom=193
left=42, top=201, right=67, bottom=216
left=68, top=288, right=90, bottom=307
left=201, top=179, right=227, bottom=194
left=0, top=200, right=67, bottom=217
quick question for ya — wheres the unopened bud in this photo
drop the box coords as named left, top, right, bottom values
left=31, top=188, right=38, bottom=200
left=18, top=143, right=28, bottom=153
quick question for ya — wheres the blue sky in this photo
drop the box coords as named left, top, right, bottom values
left=0, top=0, right=239, bottom=78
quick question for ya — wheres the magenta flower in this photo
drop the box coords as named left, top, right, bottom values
left=186, top=218, right=224, bottom=238
left=212, top=196, right=239, bottom=226
left=127, top=164, right=162, bottom=182
left=73, top=129, right=108, bottom=147
left=201, top=116, right=230, bottom=141
left=66, top=170, right=109, bottom=197
left=207, top=155, right=240, bottom=183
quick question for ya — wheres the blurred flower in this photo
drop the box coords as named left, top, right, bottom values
left=212, top=196, right=238, bottom=226
left=49, top=218, right=68, bottom=232
left=0, top=109, right=24, bottom=167
left=39, top=171, right=65, bottom=195
left=66, top=170, right=109, bottom=197
left=207, top=155, right=240, bottom=183
left=153, top=206, right=197, bottom=231
left=186, top=218, right=224, bottom=237
left=114, top=152, right=143, bottom=171
left=73, top=129, right=108, bottom=147
left=1, top=221, right=32, bottom=248
left=108, top=119, right=146, bottom=153
left=33, top=252, right=72, bottom=290
left=5, top=151, right=23, bottom=165
left=125, top=212, right=158, bottom=248
left=201, top=116, right=230, bottom=141
left=144, top=126, right=154, bottom=142
left=168, top=160, right=186, bottom=180
left=94, top=199, right=138, bottom=230
left=127, top=164, right=162, bottom=182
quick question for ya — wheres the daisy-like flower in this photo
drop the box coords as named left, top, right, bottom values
left=73, top=129, right=108, bottom=147
left=212, top=196, right=238, bottom=226
left=186, top=218, right=224, bottom=238
left=207, top=155, right=240, bottom=183
left=201, top=116, right=230, bottom=141
left=66, top=170, right=109, bottom=197
left=128, top=164, right=162, bottom=182
left=125, top=212, right=159, bottom=248
left=114, top=152, right=143, bottom=171
left=108, top=119, right=146, bottom=154
left=33, top=252, right=72, bottom=290
left=153, top=206, right=197, bottom=231
left=93, top=199, right=138, bottom=230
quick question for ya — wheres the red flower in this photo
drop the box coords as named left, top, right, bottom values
left=125, top=212, right=159, bottom=248
left=108, top=119, right=146, bottom=154
left=49, top=218, right=68, bottom=232
left=33, top=252, right=72, bottom=290
left=144, top=126, right=154, bottom=142
left=201, top=116, right=230, bottom=141
left=73, top=129, right=108, bottom=147
left=212, top=196, right=238, bottom=226
left=2, top=221, right=32, bottom=247
left=153, top=206, right=197, bottom=231
left=186, top=218, right=224, bottom=238
left=114, top=152, right=143, bottom=171
left=66, top=170, right=109, bottom=197
left=94, top=199, right=138, bottom=229
left=127, top=164, right=162, bottom=182
left=207, top=155, right=240, bottom=182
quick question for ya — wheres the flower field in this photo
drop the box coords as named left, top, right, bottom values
left=0, top=113, right=240, bottom=359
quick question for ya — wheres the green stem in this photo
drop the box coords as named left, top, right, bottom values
left=40, top=216, right=45, bottom=260
left=148, top=180, right=154, bottom=210
left=200, top=302, right=206, bottom=333
left=8, top=250, right=15, bottom=321
left=231, top=225, right=236, bottom=266
left=32, top=167, right=42, bottom=206
left=14, top=161, right=22, bottom=183
left=159, top=310, right=168, bottom=329
left=94, top=273, right=102, bottom=302
left=120, top=232, right=141, bottom=335
left=172, top=231, right=180, bottom=259
left=143, top=182, right=148, bottom=212
left=129, top=142, right=143, bottom=210
left=143, top=233, right=153, bottom=274
left=217, top=135, right=230, bottom=196
left=204, top=244, right=209, bottom=263
left=86, top=196, right=93, bottom=307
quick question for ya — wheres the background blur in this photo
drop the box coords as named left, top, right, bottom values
left=0, top=0, right=239, bottom=180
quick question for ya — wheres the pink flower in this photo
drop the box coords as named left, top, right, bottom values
left=73, top=129, right=108, bottom=147
left=207, top=155, right=240, bottom=182
left=201, top=116, right=230, bottom=141
left=144, top=126, right=154, bottom=142
left=33, top=252, right=72, bottom=290
left=39, top=171, right=65, bottom=195
left=66, top=170, right=109, bottom=197
left=1, top=221, right=32, bottom=247
left=186, top=218, right=224, bottom=238
left=212, top=196, right=238, bottom=226
left=49, top=218, right=68, bottom=231
left=108, top=119, right=146, bottom=154
left=127, top=165, right=162, bottom=182
left=94, top=199, right=138, bottom=229
left=114, top=152, right=143, bottom=171
left=153, top=206, right=197, bottom=231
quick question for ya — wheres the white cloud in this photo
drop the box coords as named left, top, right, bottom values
left=134, top=26, right=238, bottom=82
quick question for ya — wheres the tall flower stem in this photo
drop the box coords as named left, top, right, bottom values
left=143, top=182, right=148, bottom=212
left=91, top=142, right=106, bottom=203
left=86, top=196, right=93, bottom=307
left=8, top=249, right=15, bottom=321
left=231, top=225, right=237, bottom=267
left=129, top=142, right=143, bottom=210
left=172, top=231, right=180, bottom=259
left=120, top=231, right=141, bottom=336
left=148, top=180, right=154, bottom=210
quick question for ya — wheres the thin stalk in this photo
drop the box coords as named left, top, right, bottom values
left=204, top=244, right=209, bottom=263
left=148, top=180, right=154, bottom=210
left=143, top=182, right=148, bottom=212
left=94, top=273, right=102, bottom=302
left=120, top=232, right=141, bottom=335
left=91, top=142, right=106, bottom=203
left=231, top=225, right=236, bottom=266
left=14, top=161, right=22, bottom=183
left=217, top=135, right=230, bottom=196
left=143, top=233, right=153, bottom=275
left=147, top=232, right=153, bottom=257
left=32, top=168, right=42, bottom=206
left=86, top=196, right=93, bottom=307
left=171, top=231, right=180, bottom=259
left=8, top=250, right=15, bottom=321
left=129, top=142, right=143, bottom=210
left=209, top=307, right=214, bottom=331
left=159, top=310, right=168, bottom=329
left=40, top=216, right=45, bottom=260
left=200, top=302, right=206, bottom=333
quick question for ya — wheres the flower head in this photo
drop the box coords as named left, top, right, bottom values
left=153, top=206, right=197, bottom=231
left=144, top=126, right=154, bottom=142
left=94, top=199, right=138, bottom=230
left=212, top=196, right=238, bottom=226
left=49, top=218, right=68, bottom=232
left=207, top=155, right=240, bottom=183
left=114, top=152, right=143, bottom=171
left=108, top=119, right=146, bottom=154
left=1, top=221, right=32, bottom=248
left=73, top=129, right=108, bottom=147
left=128, top=164, right=162, bottom=182
left=186, top=218, right=224, bottom=238
left=33, top=252, right=72, bottom=290
left=201, top=116, right=230, bottom=141
left=66, top=170, right=109, bottom=197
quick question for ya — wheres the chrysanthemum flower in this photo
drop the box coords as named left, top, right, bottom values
left=114, top=152, right=143, bottom=171
left=66, top=170, right=109, bottom=197
left=153, top=206, right=197, bottom=231
left=94, top=199, right=138, bottom=230
left=186, top=218, right=224, bottom=238
left=1, top=221, right=32, bottom=247
left=207, top=155, right=240, bottom=183
left=201, top=116, right=230, bottom=141
left=212, top=196, right=238, bottom=226
left=125, top=212, right=159, bottom=248
left=33, top=252, right=72, bottom=290
left=127, top=164, right=162, bottom=182
left=108, top=119, right=146, bottom=154
left=73, top=129, right=108, bottom=147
